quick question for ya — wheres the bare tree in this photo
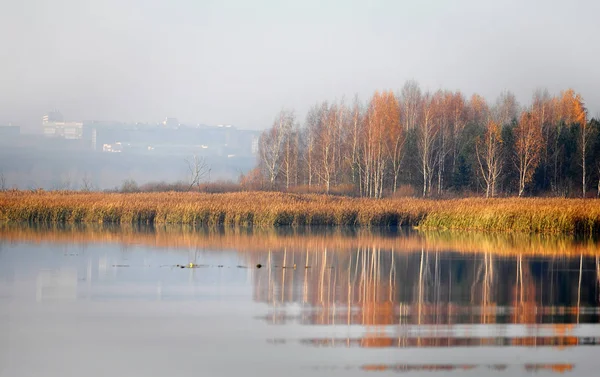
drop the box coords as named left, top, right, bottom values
left=493, top=90, right=519, bottom=127
left=334, top=98, right=347, bottom=188
left=531, top=89, right=556, bottom=193
left=185, top=154, right=209, bottom=190
left=303, top=105, right=321, bottom=189
left=387, top=97, right=405, bottom=193
left=315, top=102, right=336, bottom=194
left=450, top=91, right=467, bottom=175
left=303, top=123, right=315, bottom=189
left=400, top=80, right=421, bottom=131
left=259, top=109, right=293, bottom=187
left=417, top=93, right=438, bottom=197
left=81, top=173, right=94, bottom=192
left=514, top=111, right=543, bottom=197
left=434, top=91, right=453, bottom=195
left=281, top=113, right=298, bottom=190
left=347, top=96, right=363, bottom=190
left=476, top=120, right=503, bottom=198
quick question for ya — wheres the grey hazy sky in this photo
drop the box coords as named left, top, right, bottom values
left=1, top=0, right=598, bottom=130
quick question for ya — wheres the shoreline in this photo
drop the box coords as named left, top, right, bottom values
left=1, top=191, right=599, bottom=235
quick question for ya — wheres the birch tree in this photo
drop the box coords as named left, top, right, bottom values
left=259, top=109, right=294, bottom=187
left=281, top=115, right=299, bottom=190
left=476, top=120, right=503, bottom=198
left=315, top=102, right=337, bottom=193
left=494, top=90, right=519, bottom=127
left=450, top=91, right=467, bottom=175
left=303, top=105, right=320, bottom=189
left=570, top=93, right=589, bottom=197
left=434, top=91, right=453, bottom=194
left=514, top=111, right=543, bottom=197
left=385, top=92, right=404, bottom=192
left=531, top=89, right=555, bottom=192
left=359, top=92, right=392, bottom=198
left=417, top=93, right=438, bottom=196
left=347, top=96, right=364, bottom=191
left=400, top=80, right=421, bottom=131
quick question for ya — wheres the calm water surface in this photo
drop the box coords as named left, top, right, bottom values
left=1, top=226, right=599, bottom=376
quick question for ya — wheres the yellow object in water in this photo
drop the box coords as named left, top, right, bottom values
left=189, top=263, right=194, bottom=268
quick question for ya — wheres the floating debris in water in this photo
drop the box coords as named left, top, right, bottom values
left=175, top=263, right=210, bottom=269
left=169, top=263, right=327, bottom=270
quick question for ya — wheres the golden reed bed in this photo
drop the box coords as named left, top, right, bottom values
left=1, top=223, right=599, bottom=257
left=1, top=191, right=600, bottom=235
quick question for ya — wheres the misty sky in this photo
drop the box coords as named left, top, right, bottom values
left=1, top=0, right=598, bottom=131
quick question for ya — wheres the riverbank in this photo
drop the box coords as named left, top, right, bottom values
left=1, top=191, right=599, bottom=235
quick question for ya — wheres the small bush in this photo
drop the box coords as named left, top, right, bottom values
left=120, top=179, right=139, bottom=193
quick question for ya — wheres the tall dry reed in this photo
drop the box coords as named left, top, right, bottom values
left=1, top=191, right=599, bottom=235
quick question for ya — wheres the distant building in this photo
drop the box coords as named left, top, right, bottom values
left=102, top=142, right=122, bottom=153
left=42, top=111, right=83, bottom=139
left=42, top=110, right=64, bottom=124
left=43, top=121, right=83, bottom=139
left=38, top=112, right=260, bottom=157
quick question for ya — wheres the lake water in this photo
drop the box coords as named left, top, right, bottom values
left=1, top=225, right=599, bottom=376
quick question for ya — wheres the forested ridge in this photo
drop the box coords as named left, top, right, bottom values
left=252, top=82, right=599, bottom=198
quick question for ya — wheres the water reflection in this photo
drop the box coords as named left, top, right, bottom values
left=252, top=248, right=600, bottom=325
left=1, top=224, right=600, bottom=375
left=359, top=363, right=575, bottom=373
left=303, top=363, right=576, bottom=373
left=2, top=223, right=600, bottom=257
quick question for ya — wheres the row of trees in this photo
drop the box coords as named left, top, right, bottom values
left=255, top=82, right=599, bottom=198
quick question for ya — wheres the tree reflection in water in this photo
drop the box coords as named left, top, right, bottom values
left=250, top=241, right=600, bottom=352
